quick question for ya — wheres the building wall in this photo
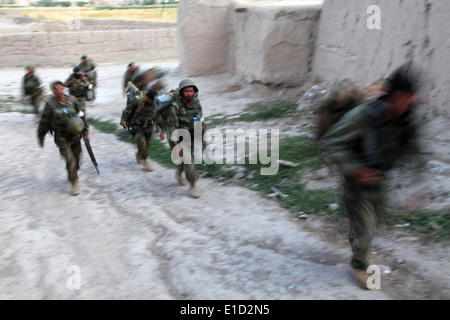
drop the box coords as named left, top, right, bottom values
left=0, top=20, right=178, bottom=67
left=179, top=0, right=449, bottom=118
left=312, top=0, right=450, bottom=118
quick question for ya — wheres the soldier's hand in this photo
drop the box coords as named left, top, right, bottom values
left=122, top=123, right=127, bottom=129
left=83, top=135, right=90, bottom=142
left=350, top=167, right=384, bottom=185
left=39, top=141, right=44, bottom=148
left=160, top=131, right=165, bottom=141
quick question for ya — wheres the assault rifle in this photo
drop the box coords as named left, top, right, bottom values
left=82, top=134, right=100, bottom=175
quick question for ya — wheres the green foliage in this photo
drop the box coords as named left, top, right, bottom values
left=382, top=209, right=450, bottom=240
left=33, top=0, right=71, bottom=7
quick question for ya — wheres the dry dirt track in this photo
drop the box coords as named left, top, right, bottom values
left=0, top=62, right=448, bottom=300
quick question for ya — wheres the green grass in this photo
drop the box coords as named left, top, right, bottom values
left=381, top=209, right=450, bottom=240
left=237, top=135, right=344, bottom=217
left=204, top=101, right=298, bottom=127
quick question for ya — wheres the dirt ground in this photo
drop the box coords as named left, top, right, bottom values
left=0, top=61, right=449, bottom=300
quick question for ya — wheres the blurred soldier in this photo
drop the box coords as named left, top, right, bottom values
left=155, top=88, right=179, bottom=148
left=79, top=55, right=97, bottom=101
left=120, top=89, right=158, bottom=172
left=22, top=65, right=44, bottom=121
left=170, top=79, right=206, bottom=198
left=123, top=62, right=140, bottom=95
left=65, top=66, right=89, bottom=115
left=37, top=81, right=89, bottom=196
left=319, top=62, right=421, bottom=289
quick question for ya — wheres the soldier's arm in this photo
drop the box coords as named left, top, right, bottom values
left=198, top=103, right=207, bottom=135
left=119, top=99, right=137, bottom=127
left=37, top=102, right=53, bottom=146
left=64, top=76, right=71, bottom=87
left=167, top=104, right=180, bottom=144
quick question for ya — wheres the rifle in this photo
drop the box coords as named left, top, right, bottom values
left=82, top=134, right=100, bottom=175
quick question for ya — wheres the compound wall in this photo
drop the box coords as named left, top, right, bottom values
left=312, top=0, right=450, bottom=119
left=0, top=19, right=178, bottom=68
left=179, top=0, right=450, bottom=118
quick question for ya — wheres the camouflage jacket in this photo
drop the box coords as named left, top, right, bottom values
left=65, top=74, right=89, bottom=98
left=120, top=92, right=155, bottom=129
left=171, top=97, right=206, bottom=138
left=23, top=74, right=42, bottom=97
left=38, top=94, right=88, bottom=146
left=320, top=99, right=419, bottom=178
left=123, top=67, right=139, bottom=93
left=154, top=88, right=178, bottom=135
left=79, top=59, right=97, bottom=81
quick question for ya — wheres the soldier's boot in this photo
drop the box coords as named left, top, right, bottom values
left=71, top=179, right=79, bottom=196
left=136, top=152, right=143, bottom=164
left=190, top=183, right=200, bottom=198
left=143, top=158, right=153, bottom=171
left=176, top=169, right=186, bottom=186
left=351, top=268, right=371, bottom=290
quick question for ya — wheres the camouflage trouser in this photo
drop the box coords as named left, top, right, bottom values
left=75, top=96, right=86, bottom=114
left=30, top=94, right=41, bottom=115
left=174, top=136, right=199, bottom=186
left=56, top=134, right=82, bottom=183
left=342, top=180, right=384, bottom=270
left=132, top=126, right=152, bottom=160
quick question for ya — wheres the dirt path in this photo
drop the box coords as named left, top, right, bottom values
left=0, top=62, right=448, bottom=300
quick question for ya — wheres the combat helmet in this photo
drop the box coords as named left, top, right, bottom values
left=178, top=78, right=198, bottom=97
left=66, top=116, right=85, bottom=134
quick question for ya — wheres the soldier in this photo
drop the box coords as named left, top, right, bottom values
left=37, top=81, right=89, bottom=196
left=65, top=66, right=89, bottom=115
left=123, top=62, right=140, bottom=95
left=120, top=89, right=158, bottom=172
left=170, top=79, right=206, bottom=198
left=22, top=65, right=44, bottom=121
left=319, top=62, right=421, bottom=289
left=155, top=88, right=179, bottom=148
left=79, top=55, right=97, bottom=101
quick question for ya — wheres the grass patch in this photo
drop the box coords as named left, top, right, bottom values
left=381, top=209, right=450, bottom=240
left=204, top=101, right=298, bottom=127
left=88, top=117, right=176, bottom=169
left=239, top=101, right=298, bottom=121
left=235, top=135, right=344, bottom=217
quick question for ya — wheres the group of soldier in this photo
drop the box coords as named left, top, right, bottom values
left=30, top=55, right=96, bottom=196
left=23, top=56, right=423, bottom=290
left=24, top=57, right=205, bottom=199
left=23, top=55, right=97, bottom=122
left=119, top=70, right=205, bottom=199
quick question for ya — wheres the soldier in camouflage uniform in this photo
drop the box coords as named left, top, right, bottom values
left=120, top=89, right=158, bottom=172
left=22, top=65, right=44, bottom=120
left=155, top=88, right=179, bottom=149
left=320, top=62, right=421, bottom=289
left=123, top=62, right=140, bottom=96
left=38, top=81, right=89, bottom=196
left=170, top=79, right=206, bottom=198
left=79, top=55, right=97, bottom=100
left=65, top=67, right=89, bottom=116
